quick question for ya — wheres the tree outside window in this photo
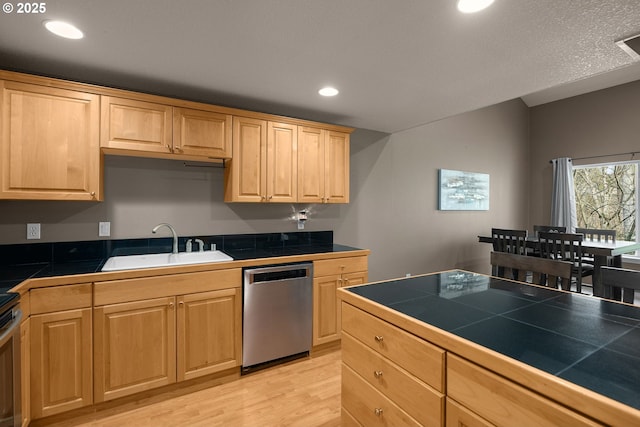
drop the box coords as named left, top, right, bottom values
left=573, top=162, right=637, bottom=242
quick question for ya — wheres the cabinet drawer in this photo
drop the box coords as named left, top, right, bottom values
left=314, top=256, right=368, bottom=277
left=94, top=268, right=241, bottom=305
left=30, top=284, right=92, bottom=314
left=343, top=332, right=444, bottom=426
left=342, top=364, right=422, bottom=427
left=447, top=354, right=603, bottom=427
left=342, top=303, right=445, bottom=392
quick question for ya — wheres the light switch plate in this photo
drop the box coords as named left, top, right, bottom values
left=27, top=223, right=41, bottom=240
left=99, top=222, right=111, bottom=237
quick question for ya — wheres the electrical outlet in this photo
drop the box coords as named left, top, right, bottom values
left=99, top=221, right=111, bottom=237
left=27, top=223, right=41, bottom=240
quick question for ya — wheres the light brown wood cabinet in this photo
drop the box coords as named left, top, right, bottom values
left=29, top=284, right=93, bottom=419
left=93, top=269, right=242, bottom=402
left=298, top=126, right=350, bottom=203
left=312, top=256, right=367, bottom=346
left=30, top=309, right=93, bottom=418
left=224, top=117, right=297, bottom=202
left=94, top=297, right=176, bottom=403
left=0, top=80, right=101, bottom=201
left=447, top=354, right=602, bottom=427
left=177, top=288, right=242, bottom=381
left=341, top=304, right=445, bottom=426
left=101, top=96, right=232, bottom=160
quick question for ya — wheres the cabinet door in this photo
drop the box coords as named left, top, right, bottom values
left=30, top=309, right=92, bottom=418
left=100, top=96, right=172, bottom=153
left=324, top=131, right=350, bottom=203
left=342, top=271, right=367, bottom=288
left=297, top=126, right=325, bottom=203
left=173, top=107, right=232, bottom=158
left=94, top=297, right=176, bottom=403
left=266, top=122, right=297, bottom=202
left=225, top=117, right=267, bottom=202
left=0, top=80, right=101, bottom=200
left=313, top=274, right=342, bottom=346
left=177, top=288, right=242, bottom=381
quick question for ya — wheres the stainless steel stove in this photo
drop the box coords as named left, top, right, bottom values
left=0, top=291, right=21, bottom=427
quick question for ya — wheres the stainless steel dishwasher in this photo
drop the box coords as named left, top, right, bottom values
left=242, top=263, right=313, bottom=370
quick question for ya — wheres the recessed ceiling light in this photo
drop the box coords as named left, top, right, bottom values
left=319, top=87, right=339, bottom=97
left=44, top=20, right=84, bottom=39
left=457, top=0, right=494, bottom=13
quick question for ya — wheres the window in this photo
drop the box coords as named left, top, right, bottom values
left=573, top=161, right=637, bottom=252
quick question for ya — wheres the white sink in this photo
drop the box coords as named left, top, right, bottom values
left=101, top=250, right=233, bottom=272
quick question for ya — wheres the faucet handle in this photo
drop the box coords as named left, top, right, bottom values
left=186, top=239, right=193, bottom=253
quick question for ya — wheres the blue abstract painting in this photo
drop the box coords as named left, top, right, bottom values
left=438, top=169, right=490, bottom=211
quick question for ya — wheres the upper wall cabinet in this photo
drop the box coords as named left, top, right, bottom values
left=298, top=127, right=350, bottom=204
left=0, top=80, right=102, bottom=201
left=101, top=96, right=232, bottom=161
left=224, top=117, right=297, bottom=203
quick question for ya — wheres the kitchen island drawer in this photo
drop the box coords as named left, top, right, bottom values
left=342, top=303, right=445, bottom=392
left=342, top=363, right=422, bottom=427
left=447, top=354, right=603, bottom=427
left=342, top=332, right=444, bottom=426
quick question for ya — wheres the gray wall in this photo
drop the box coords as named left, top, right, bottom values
left=529, top=79, right=640, bottom=230
left=0, top=99, right=530, bottom=282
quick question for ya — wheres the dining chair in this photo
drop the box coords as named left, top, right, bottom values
left=490, top=251, right=573, bottom=290
left=537, top=232, right=594, bottom=293
left=491, top=228, right=528, bottom=255
left=575, top=227, right=617, bottom=267
left=600, top=266, right=640, bottom=304
left=491, top=228, right=528, bottom=276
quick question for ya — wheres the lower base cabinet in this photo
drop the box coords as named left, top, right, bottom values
left=94, top=297, right=177, bottom=403
left=30, top=308, right=93, bottom=418
left=177, top=288, right=242, bottom=381
left=93, top=271, right=243, bottom=403
left=313, top=256, right=368, bottom=346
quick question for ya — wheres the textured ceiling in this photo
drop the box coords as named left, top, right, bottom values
left=1, top=0, right=640, bottom=133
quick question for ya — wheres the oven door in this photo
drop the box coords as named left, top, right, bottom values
left=0, top=308, right=22, bottom=427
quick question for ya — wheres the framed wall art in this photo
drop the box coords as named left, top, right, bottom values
left=438, top=169, right=489, bottom=211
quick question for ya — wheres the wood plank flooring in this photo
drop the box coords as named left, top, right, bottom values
left=44, top=351, right=341, bottom=427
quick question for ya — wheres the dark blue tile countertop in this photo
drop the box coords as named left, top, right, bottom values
left=0, top=231, right=363, bottom=292
left=347, top=270, right=640, bottom=411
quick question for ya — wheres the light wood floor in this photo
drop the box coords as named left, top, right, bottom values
left=45, top=351, right=341, bottom=427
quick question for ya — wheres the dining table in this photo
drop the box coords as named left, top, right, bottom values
left=478, top=234, right=640, bottom=298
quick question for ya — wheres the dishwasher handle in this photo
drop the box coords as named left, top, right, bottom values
left=245, top=263, right=313, bottom=285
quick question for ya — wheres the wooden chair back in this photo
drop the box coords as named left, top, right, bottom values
left=537, top=232, right=594, bottom=293
left=575, top=228, right=616, bottom=243
left=490, top=251, right=573, bottom=290
left=491, top=228, right=527, bottom=255
left=600, top=267, right=640, bottom=304
left=533, top=225, right=566, bottom=237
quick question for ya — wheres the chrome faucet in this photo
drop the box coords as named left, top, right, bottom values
left=152, top=223, right=179, bottom=254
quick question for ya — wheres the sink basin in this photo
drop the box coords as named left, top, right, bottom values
left=101, top=251, right=233, bottom=272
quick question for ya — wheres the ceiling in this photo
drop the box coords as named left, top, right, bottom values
left=1, top=0, right=640, bottom=133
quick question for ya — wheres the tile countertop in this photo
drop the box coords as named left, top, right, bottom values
left=345, top=270, right=640, bottom=412
left=0, top=243, right=362, bottom=293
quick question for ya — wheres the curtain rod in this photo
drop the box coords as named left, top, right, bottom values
left=549, top=151, right=639, bottom=164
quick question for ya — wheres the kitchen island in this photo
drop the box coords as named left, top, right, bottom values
left=338, top=270, right=640, bottom=426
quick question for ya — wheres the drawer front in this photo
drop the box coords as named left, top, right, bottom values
left=343, top=332, right=444, bottom=427
left=342, top=303, right=445, bottom=392
left=94, top=268, right=241, bottom=305
left=342, top=364, right=422, bottom=427
left=314, top=256, right=368, bottom=277
left=30, top=283, right=92, bottom=314
left=447, top=355, right=603, bottom=427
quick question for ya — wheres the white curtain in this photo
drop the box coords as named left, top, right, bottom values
left=550, top=157, right=577, bottom=232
